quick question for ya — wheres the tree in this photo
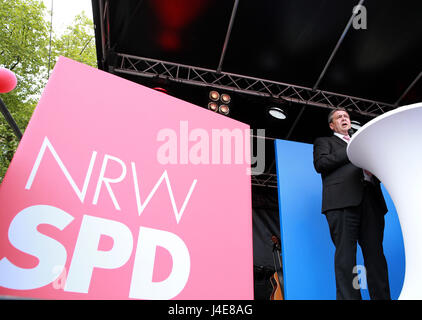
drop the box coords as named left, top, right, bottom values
left=51, top=12, right=97, bottom=69
left=0, top=0, right=97, bottom=182
left=0, top=0, right=50, bottom=102
left=0, top=0, right=49, bottom=181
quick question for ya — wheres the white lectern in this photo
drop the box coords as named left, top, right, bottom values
left=347, top=102, right=422, bottom=300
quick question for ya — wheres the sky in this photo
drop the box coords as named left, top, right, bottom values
left=42, top=0, right=94, bottom=35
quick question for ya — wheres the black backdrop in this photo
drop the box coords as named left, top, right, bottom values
left=251, top=186, right=281, bottom=300
left=91, top=0, right=422, bottom=300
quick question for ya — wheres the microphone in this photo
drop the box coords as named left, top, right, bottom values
left=348, top=128, right=355, bottom=138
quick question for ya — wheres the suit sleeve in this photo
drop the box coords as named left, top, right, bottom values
left=313, top=137, right=350, bottom=175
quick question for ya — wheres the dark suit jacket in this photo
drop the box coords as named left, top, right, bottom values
left=313, top=135, right=387, bottom=214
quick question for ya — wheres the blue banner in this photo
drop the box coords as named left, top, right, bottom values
left=275, top=139, right=405, bottom=300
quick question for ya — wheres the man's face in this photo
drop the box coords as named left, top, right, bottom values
left=329, top=110, right=351, bottom=135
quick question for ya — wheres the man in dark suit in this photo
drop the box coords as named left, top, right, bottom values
left=313, top=107, right=391, bottom=300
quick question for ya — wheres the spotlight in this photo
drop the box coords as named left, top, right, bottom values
left=220, top=93, right=231, bottom=104
left=152, top=87, right=168, bottom=94
left=209, top=90, right=220, bottom=101
left=351, top=120, right=362, bottom=130
left=268, top=106, right=287, bottom=120
left=208, top=101, right=219, bottom=112
left=207, top=90, right=232, bottom=116
left=219, top=104, right=230, bottom=115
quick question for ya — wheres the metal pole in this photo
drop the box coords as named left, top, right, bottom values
left=216, top=0, right=240, bottom=73
left=47, top=0, right=54, bottom=78
left=0, top=97, right=22, bottom=140
left=285, top=105, right=306, bottom=140
left=312, top=0, right=365, bottom=91
left=395, top=71, right=422, bottom=106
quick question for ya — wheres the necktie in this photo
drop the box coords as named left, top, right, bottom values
left=343, top=135, right=350, bottom=142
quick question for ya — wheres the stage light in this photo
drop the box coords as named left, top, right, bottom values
left=268, top=106, right=286, bottom=120
left=207, top=90, right=232, bottom=116
left=219, top=104, right=230, bottom=115
left=209, top=90, right=220, bottom=101
left=220, top=93, right=231, bottom=104
left=351, top=120, right=362, bottom=130
left=153, top=87, right=168, bottom=94
left=208, top=101, right=219, bottom=112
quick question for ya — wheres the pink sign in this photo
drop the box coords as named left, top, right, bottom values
left=0, top=57, right=253, bottom=299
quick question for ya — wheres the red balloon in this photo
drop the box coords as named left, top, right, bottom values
left=0, top=67, right=17, bottom=93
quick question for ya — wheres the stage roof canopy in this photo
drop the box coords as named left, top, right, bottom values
left=92, top=0, right=422, bottom=183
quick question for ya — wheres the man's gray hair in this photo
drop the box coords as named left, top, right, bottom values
left=328, top=107, right=349, bottom=125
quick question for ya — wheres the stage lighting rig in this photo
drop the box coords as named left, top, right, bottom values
left=207, top=90, right=232, bottom=115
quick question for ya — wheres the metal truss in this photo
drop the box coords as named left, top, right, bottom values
left=112, top=52, right=397, bottom=118
left=251, top=173, right=278, bottom=189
